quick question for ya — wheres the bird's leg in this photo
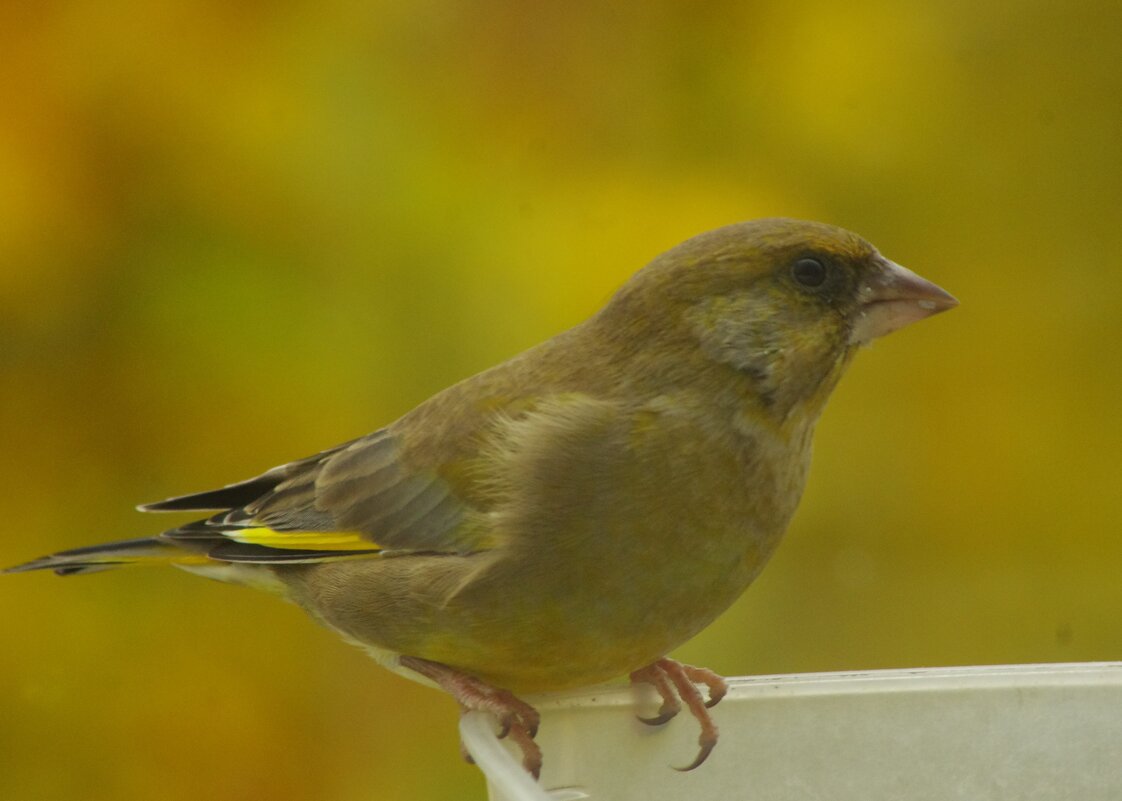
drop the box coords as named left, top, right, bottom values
left=629, top=657, right=728, bottom=771
left=399, top=655, right=543, bottom=778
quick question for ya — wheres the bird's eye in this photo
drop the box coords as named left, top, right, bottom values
left=791, top=257, right=827, bottom=288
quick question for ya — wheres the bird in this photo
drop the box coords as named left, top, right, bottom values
left=6, top=217, right=956, bottom=778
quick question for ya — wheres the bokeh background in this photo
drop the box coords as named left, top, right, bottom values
left=3, top=1, right=1121, bottom=799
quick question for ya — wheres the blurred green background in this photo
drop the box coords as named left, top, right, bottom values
left=3, top=1, right=1121, bottom=799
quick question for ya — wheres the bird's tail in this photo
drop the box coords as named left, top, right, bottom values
left=3, top=537, right=206, bottom=576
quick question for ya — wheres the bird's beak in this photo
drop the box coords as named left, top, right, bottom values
left=850, top=258, right=958, bottom=344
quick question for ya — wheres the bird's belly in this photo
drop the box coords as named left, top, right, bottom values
left=287, top=512, right=783, bottom=694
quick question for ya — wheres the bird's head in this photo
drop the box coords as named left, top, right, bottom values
left=596, top=218, right=957, bottom=425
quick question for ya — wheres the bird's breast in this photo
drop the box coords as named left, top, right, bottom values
left=462, top=398, right=813, bottom=678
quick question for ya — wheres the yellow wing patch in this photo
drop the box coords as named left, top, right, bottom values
left=226, top=527, right=381, bottom=552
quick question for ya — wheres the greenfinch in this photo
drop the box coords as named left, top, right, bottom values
left=6, top=218, right=956, bottom=777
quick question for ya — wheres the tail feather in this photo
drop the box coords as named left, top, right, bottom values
left=3, top=537, right=203, bottom=576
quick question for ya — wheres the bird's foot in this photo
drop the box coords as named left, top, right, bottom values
left=399, top=655, right=543, bottom=778
left=629, top=657, right=728, bottom=771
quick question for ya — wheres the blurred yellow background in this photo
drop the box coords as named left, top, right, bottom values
left=3, top=1, right=1120, bottom=799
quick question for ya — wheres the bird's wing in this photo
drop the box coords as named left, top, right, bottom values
left=140, top=428, right=476, bottom=563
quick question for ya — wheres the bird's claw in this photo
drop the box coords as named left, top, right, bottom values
left=637, top=707, right=678, bottom=726
left=674, top=736, right=717, bottom=772
left=630, top=662, right=682, bottom=726
left=400, top=655, right=543, bottom=778
left=686, top=664, right=728, bottom=709
left=491, top=697, right=542, bottom=776
left=491, top=695, right=540, bottom=739
left=630, top=658, right=727, bottom=771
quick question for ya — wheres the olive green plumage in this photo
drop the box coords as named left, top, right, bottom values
left=7, top=218, right=956, bottom=766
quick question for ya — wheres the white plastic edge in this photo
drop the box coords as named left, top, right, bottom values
left=459, top=711, right=589, bottom=801
left=464, top=662, right=1122, bottom=800
left=528, top=660, right=1122, bottom=711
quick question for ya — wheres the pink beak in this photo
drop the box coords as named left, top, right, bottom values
left=850, top=258, right=958, bottom=344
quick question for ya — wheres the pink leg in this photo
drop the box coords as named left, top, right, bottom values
left=399, top=655, right=544, bottom=778
left=629, top=657, right=728, bottom=771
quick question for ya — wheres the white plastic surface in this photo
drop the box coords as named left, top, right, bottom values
left=460, top=712, right=588, bottom=801
left=476, top=662, right=1122, bottom=801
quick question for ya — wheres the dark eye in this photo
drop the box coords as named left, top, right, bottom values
left=791, top=257, right=827, bottom=287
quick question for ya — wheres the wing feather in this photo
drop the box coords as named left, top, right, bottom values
left=140, top=428, right=472, bottom=562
